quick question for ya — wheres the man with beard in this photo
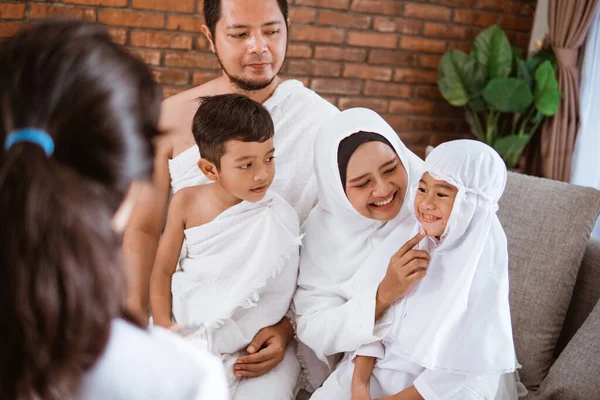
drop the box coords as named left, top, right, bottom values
left=123, top=0, right=338, bottom=384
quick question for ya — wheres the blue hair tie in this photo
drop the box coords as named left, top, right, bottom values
left=4, top=128, right=55, bottom=157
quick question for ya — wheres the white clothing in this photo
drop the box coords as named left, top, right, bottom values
left=171, top=192, right=301, bottom=399
left=167, top=79, right=339, bottom=224
left=81, top=319, right=229, bottom=400
left=293, top=108, right=424, bottom=387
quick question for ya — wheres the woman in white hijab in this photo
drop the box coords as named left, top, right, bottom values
left=310, top=140, right=519, bottom=399
left=293, top=108, right=427, bottom=390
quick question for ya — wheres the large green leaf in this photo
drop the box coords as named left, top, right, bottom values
left=512, top=46, right=523, bottom=76
left=534, top=60, right=560, bottom=116
left=472, top=25, right=513, bottom=79
left=465, top=107, right=484, bottom=140
left=517, top=59, right=533, bottom=89
left=526, top=48, right=557, bottom=73
left=483, top=78, right=533, bottom=113
left=493, top=134, right=532, bottom=168
left=438, top=49, right=486, bottom=107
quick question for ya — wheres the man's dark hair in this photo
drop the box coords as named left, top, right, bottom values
left=192, top=94, right=274, bottom=169
left=203, top=0, right=289, bottom=37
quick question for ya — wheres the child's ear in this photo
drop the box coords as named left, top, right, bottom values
left=198, top=159, right=218, bottom=181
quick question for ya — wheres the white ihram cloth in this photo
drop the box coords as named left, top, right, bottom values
left=167, top=79, right=339, bottom=224
left=292, top=108, right=424, bottom=390
left=312, top=140, right=518, bottom=399
left=171, top=192, right=302, bottom=399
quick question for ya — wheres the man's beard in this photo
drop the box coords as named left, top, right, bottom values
left=214, top=45, right=287, bottom=92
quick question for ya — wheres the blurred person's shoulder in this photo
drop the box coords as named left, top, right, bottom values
left=80, top=319, right=228, bottom=400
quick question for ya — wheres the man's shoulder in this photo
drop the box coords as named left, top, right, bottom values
left=284, top=80, right=339, bottom=114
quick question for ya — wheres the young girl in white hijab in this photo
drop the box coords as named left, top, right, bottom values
left=313, top=140, right=518, bottom=399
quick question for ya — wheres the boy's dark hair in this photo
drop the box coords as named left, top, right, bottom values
left=192, top=94, right=274, bottom=169
left=0, top=20, right=161, bottom=399
left=203, top=0, right=289, bottom=38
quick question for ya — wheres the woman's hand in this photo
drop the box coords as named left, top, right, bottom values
left=375, top=231, right=429, bottom=319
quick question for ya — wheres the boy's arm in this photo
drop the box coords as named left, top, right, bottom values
left=353, top=355, right=375, bottom=390
left=123, top=139, right=173, bottom=318
left=149, top=192, right=186, bottom=328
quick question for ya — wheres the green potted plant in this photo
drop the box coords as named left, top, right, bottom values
left=437, top=25, right=561, bottom=169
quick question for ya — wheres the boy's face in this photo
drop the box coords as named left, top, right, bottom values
left=345, top=141, right=407, bottom=222
left=414, top=172, right=458, bottom=237
left=217, top=138, right=275, bottom=202
left=205, top=0, right=288, bottom=91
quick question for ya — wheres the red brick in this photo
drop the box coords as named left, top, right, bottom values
left=516, top=34, right=530, bottom=49
left=419, top=54, right=442, bottom=69
left=348, top=32, right=397, bottom=49
left=500, top=15, right=533, bottom=33
left=295, top=0, right=350, bottom=10
left=389, top=100, right=435, bottom=115
left=453, top=10, right=498, bottom=27
left=363, top=81, right=411, bottom=98
left=289, top=8, right=317, bottom=24
left=400, top=37, right=446, bottom=54
left=424, top=23, right=469, bottom=40
left=435, top=102, right=459, bottom=116
left=0, top=4, right=26, bottom=20
left=291, top=26, right=345, bottom=44
left=166, top=15, right=205, bottom=32
left=133, top=0, right=195, bottom=13
left=100, top=10, right=164, bottom=28
left=152, top=69, right=190, bottom=85
left=63, top=0, right=127, bottom=6
left=30, top=5, right=96, bottom=21
left=314, top=46, right=367, bottom=62
left=323, top=96, right=338, bottom=106
left=339, top=97, right=388, bottom=113
left=449, top=41, right=472, bottom=53
left=164, top=52, right=220, bottom=69
left=384, top=116, right=409, bottom=132
left=107, top=28, right=128, bottom=45
left=409, top=118, right=456, bottom=133
left=398, top=132, right=430, bottom=146
left=129, top=48, right=161, bottom=65
left=428, top=133, right=468, bottom=146
left=311, top=78, right=363, bottom=95
left=521, top=3, right=536, bottom=17
left=286, top=76, right=311, bottom=87
left=393, top=68, right=438, bottom=84
left=163, top=87, right=187, bottom=98
left=193, top=71, right=221, bottom=86
left=319, top=10, right=371, bottom=29
left=475, top=0, right=521, bottom=14
left=373, top=17, right=422, bottom=34
left=425, top=0, right=474, bottom=6
left=413, top=86, right=444, bottom=101
left=343, top=64, right=392, bottom=81
left=350, top=0, right=403, bottom=16
left=287, top=44, right=313, bottom=58
left=404, top=3, right=451, bottom=21
left=368, top=49, right=417, bottom=66
left=131, top=31, right=193, bottom=49
left=0, top=22, right=22, bottom=38
left=286, top=60, right=341, bottom=77
left=196, top=35, right=211, bottom=50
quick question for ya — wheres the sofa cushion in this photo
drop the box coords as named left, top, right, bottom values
left=535, top=298, right=600, bottom=399
left=556, top=238, right=600, bottom=355
left=497, top=173, right=600, bottom=390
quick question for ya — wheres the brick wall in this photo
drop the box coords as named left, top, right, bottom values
left=0, top=0, right=536, bottom=157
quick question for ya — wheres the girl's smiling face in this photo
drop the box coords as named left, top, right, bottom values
left=414, top=172, right=458, bottom=237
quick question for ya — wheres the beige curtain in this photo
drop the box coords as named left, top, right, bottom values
left=539, top=0, right=599, bottom=181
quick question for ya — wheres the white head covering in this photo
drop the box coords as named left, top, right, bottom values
left=388, top=139, right=516, bottom=374
left=298, top=108, right=424, bottom=292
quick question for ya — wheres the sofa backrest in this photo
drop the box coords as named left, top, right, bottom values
left=497, top=173, right=600, bottom=390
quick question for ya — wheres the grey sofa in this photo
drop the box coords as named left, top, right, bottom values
left=498, top=172, right=600, bottom=399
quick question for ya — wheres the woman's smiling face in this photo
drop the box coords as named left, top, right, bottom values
left=344, top=141, right=407, bottom=222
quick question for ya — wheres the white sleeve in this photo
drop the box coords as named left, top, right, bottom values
left=414, top=370, right=501, bottom=400
left=352, top=341, right=385, bottom=360
left=192, top=351, right=230, bottom=400
left=294, top=281, right=385, bottom=364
